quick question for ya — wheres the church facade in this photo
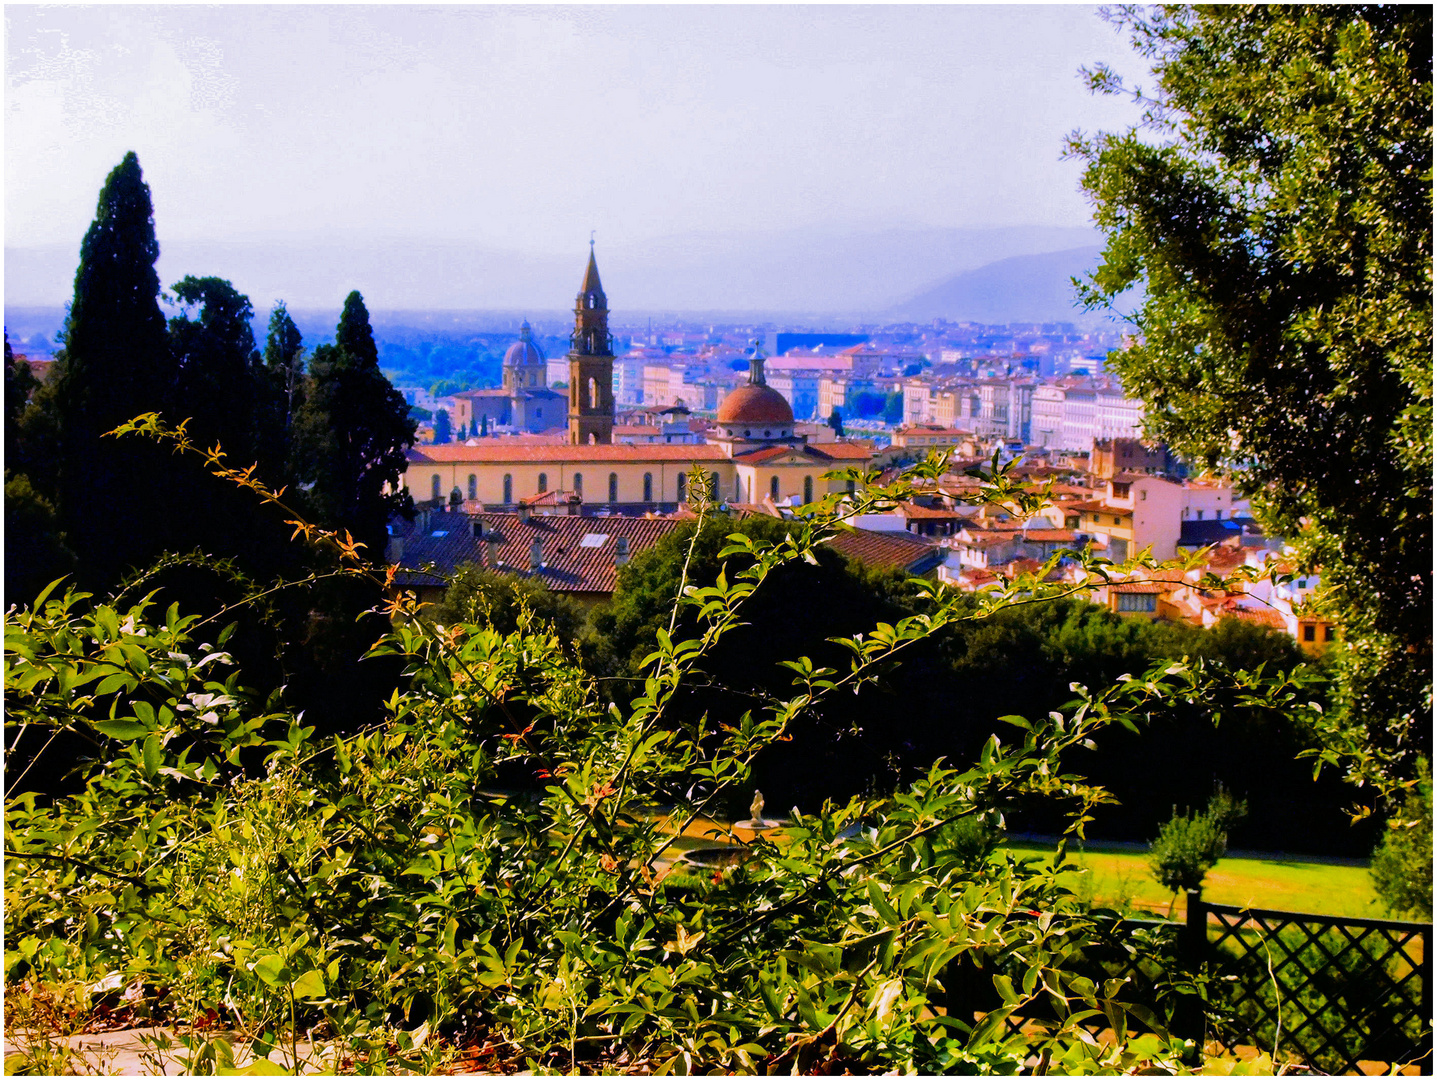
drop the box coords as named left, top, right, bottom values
left=402, top=247, right=873, bottom=512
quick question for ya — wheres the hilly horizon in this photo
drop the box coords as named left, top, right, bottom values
left=6, top=224, right=1108, bottom=324
left=888, top=246, right=1107, bottom=324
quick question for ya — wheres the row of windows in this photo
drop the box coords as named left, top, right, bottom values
left=429, top=472, right=834, bottom=506
left=429, top=471, right=727, bottom=505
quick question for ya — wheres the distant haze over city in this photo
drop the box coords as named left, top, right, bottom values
left=7, top=6, right=1148, bottom=321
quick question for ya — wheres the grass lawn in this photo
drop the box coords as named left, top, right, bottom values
left=1006, top=841, right=1383, bottom=920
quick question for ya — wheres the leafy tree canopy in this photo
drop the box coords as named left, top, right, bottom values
left=1072, top=5, right=1432, bottom=794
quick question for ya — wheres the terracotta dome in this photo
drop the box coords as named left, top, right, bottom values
left=716, top=383, right=794, bottom=425
left=504, top=322, right=546, bottom=366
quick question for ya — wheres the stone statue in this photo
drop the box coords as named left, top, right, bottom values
left=749, top=790, right=764, bottom=822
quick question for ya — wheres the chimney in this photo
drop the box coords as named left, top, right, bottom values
left=388, top=532, right=405, bottom=562
left=486, top=530, right=503, bottom=568
left=529, top=538, right=543, bottom=572
left=518, top=502, right=531, bottom=523
left=614, top=536, right=630, bottom=567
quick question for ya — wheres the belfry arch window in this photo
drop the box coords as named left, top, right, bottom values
left=468, top=474, right=477, bottom=501
left=431, top=474, right=442, bottom=501
left=574, top=472, right=583, bottom=497
left=503, top=474, right=513, bottom=504
left=608, top=473, right=619, bottom=503
left=770, top=476, right=780, bottom=500
left=642, top=473, right=653, bottom=502
left=589, top=377, right=598, bottom=408
left=538, top=473, right=548, bottom=494
left=676, top=471, right=687, bottom=503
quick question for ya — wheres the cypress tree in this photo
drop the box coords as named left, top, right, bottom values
left=49, top=152, right=175, bottom=587
left=294, top=291, right=415, bottom=559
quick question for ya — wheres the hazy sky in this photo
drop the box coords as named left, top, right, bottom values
left=7, top=5, right=1150, bottom=256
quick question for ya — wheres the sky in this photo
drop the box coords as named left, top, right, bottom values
left=6, top=5, right=1150, bottom=255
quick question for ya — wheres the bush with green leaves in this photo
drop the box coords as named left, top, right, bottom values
left=1148, top=788, right=1249, bottom=906
left=5, top=442, right=1326, bottom=1073
left=1369, top=760, right=1433, bottom=920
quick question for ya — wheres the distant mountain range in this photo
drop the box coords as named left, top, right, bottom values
left=5, top=224, right=1116, bottom=325
left=887, top=246, right=1106, bottom=324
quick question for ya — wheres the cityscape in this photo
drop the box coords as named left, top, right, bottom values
left=3, top=6, right=1429, bottom=1076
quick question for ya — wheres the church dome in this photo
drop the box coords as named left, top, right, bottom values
left=717, top=383, right=794, bottom=425
left=504, top=321, right=546, bottom=366
left=717, top=346, right=794, bottom=426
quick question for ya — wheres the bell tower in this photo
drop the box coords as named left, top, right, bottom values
left=568, top=240, right=615, bottom=445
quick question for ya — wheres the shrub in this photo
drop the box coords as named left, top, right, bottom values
left=1148, top=787, right=1248, bottom=906
left=1370, top=761, right=1433, bottom=919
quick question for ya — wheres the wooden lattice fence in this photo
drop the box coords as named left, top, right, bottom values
left=1192, top=895, right=1432, bottom=1074
left=971, top=896, right=1431, bottom=1074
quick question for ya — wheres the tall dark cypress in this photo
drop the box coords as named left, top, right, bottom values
left=294, top=291, right=415, bottom=559
left=50, top=152, right=175, bottom=586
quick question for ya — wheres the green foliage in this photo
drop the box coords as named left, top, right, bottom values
left=1369, top=760, right=1433, bottom=919
left=292, top=291, right=416, bottom=559
left=428, top=563, right=588, bottom=644
left=433, top=407, right=452, bottom=445
left=8, top=455, right=1336, bottom=1073
left=263, top=300, right=305, bottom=447
left=1148, top=788, right=1248, bottom=898
left=168, top=276, right=284, bottom=480
left=1073, top=6, right=1433, bottom=800
left=882, top=391, right=904, bottom=425
left=827, top=408, right=844, bottom=437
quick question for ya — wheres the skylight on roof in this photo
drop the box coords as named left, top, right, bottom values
left=431, top=530, right=448, bottom=537
left=579, top=533, right=610, bottom=548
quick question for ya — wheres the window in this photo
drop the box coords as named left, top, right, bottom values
left=770, top=476, right=780, bottom=500
left=502, top=474, right=512, bottom=504
left=676, top=472, right=686, bottom=502
left=1196, top=509, right=1204, bottom=520
left=643, top=473, right=653, bottom=502
left=1140, top=490, right=1147, bottom=501
left=711, top=472, right=721, bottom=501
left=1215, top=509, right=1222, bottom=520
left=846, top=479, right=856, bottom=495
left=609, top=473, right=619, bottom=503
left=1116, top=592, right=1156, bottom=613
left=431, top=474, right=441, bottom=501
left=804, top=476, right=813, bottom=503
left=538, top=473, right=548, bottom=494
left=589, top=377, right=598, bottom=408
left=1324, top=626, right=1335, bottom=641
left=468, top=474, right=477, bottom=501
left=1112, top=482, right=1131, bottom=498
left=735, top=475, right=743, bottom=502
left=1113, top=516, right=1122, bottom=526
left=573, top=472, right=583, bottom=497
left=1304, top=625, right=1316, bottom=642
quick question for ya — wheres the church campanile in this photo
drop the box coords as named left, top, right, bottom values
left=567, top=242, right=615, bottom=445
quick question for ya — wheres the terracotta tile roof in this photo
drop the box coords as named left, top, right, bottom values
left=1020, top=529, right=1082, bottom=543
left=825, top=527, right=942, bottom=575
left=898, top=502, right=966, bottom=520
left=393, top=510, right=682, bottom=595
left=450, top=387, right=513, bottom=399
left=409, top=444, right=729, bottom=464
left=1106, top=581, right=1167, bottom=594
left=1069, top=499, right=1130, bottom=515
left=1223, top=605, right=1287, bottom=629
